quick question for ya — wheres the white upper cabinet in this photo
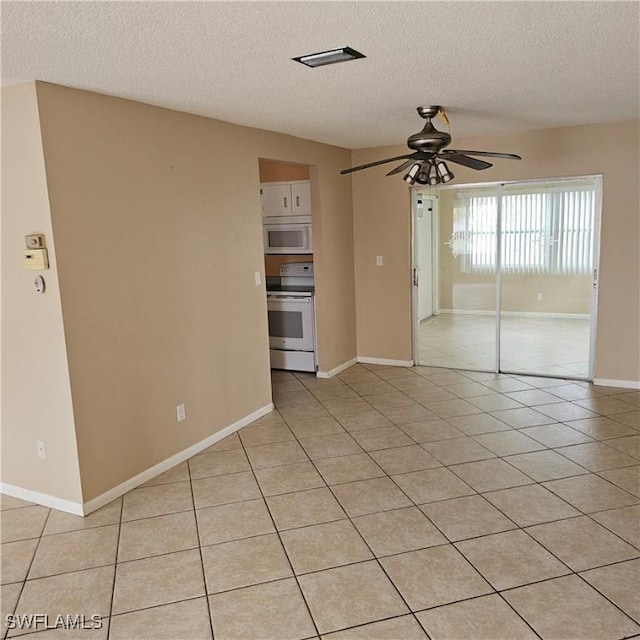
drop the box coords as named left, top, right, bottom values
left=261, top=181, right=311, bottom=218
left=290, top=182, right=311, bottom=216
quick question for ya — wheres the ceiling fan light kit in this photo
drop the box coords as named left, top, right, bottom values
left=415, top=164, right=430, bottom=185
left=428, top=163, right=441, bottom=186
left=403, top=163, right=421, bottom=184
left=341, top=106, right=521, bottom=185
left=436, top=161, right=454, bottom=183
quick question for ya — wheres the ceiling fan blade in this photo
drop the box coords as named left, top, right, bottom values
left=440, top=153, right=493, bottom=171
left=340, top=153, right=415, bottom=175
left=386, top=160, right=415, bottom=176
left=443, top=149, right=522, bottom=160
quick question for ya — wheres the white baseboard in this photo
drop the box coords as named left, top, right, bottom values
left=1, top=403, right=274, bottom=517
left=358, top=357, right=414, bottom=367
left=82, top=402, right=274, bottom=515
left=0, top=483, right=84, bottom=516
left=593, top=378, right=640, bottom=390
left=316, top=357, right=357, bottom=378
left=439, top=309, right=589, bottom=320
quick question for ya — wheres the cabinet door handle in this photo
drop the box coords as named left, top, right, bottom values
left=296, top=196, right=300, bottom=207
left=283, top=197, right=288, bottom=208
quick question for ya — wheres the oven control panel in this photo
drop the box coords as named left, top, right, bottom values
left=280, top=263, right=314, bottom=277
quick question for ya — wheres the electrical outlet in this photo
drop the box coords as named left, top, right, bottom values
left=254, top=271, right=261, bottom=286
left=376, top=255, right=384, bottom=266
left=537, top=292, right=543, bottom=301
left=36, top=440, right=47, bottom=459
left=176, top=403, right=186, bottom=422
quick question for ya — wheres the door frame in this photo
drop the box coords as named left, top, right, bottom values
left=587, top=176, right=603, bottom=380
left=412, top=175, right=603, bottom=380
left=411, top=190, right=439, bottom=366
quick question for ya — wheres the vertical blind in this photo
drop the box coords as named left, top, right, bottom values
left=454, top=181, right=597, bottom=275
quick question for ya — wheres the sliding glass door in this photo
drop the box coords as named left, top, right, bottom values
left=499, top=180, right=599, bottom=377
left=414, top=186, right=498, bottom=371
left=413, top=176, right=600, bottom=379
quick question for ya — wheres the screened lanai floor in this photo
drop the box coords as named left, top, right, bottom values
left=418, top=314, right=591, bottom=378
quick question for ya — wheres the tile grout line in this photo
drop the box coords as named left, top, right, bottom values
left=507, top=513, right=640, bottom=628
left=424, top=415, right=640, bottom=631
left=494, top=569, right=640, bottom=632
left=321, top=366, right=581, bottom=638
left=2, top=506, right=52, bottom=640
left=235, top=424, right=323, bottom=640
left=103, top=497, right=124, bottom=639
left=16, top=430, right=636, bottom=632
left=374, top=369, right=639, bottom=633
left=186, top=456, right=217, bottom=640
left=286, top=369, right=639, bottom=548
left=291, top=369, right=441, bottom=636
left=294, top=366, right=640, bottom=632
left=12, top=499, right=637, bottom=590
left=2, top=365, right=637, bottom=638
left=301, top=368, right=527, bottom=631
left=427, top=432, right=640, bottom=559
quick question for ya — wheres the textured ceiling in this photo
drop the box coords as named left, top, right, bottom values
left=2, top=1, right=639, bottom=149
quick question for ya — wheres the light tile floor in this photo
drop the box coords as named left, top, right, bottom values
left=419, top=314, right=591, bottom=377
left=2, top=364, right=640, bottom=640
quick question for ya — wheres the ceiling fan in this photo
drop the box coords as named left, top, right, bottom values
left=340, top=106, right=521, bottom=185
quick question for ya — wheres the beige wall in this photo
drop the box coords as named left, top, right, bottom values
left=3, top=82, right=355, bottom=504
left=437, top=190, right=592, bottom=315
left=352, top=164, right=413, bottom=360
left=8, top=79, right=635, bottom=510
left=1, top=84, right=83, bottom=502
left=352, top=120, right=640, bottom=383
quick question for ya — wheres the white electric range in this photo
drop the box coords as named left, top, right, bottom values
left=266, top=263, right=316, bottom=372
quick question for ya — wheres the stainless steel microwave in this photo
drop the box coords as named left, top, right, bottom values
left=264, top=219, right=312, bottom=254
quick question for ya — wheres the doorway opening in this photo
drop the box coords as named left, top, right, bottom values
left=258, top=158, right=317, bottom=384
left=412, top=176, right=602, bottom=380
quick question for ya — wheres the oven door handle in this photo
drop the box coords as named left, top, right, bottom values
left=268, top=296, right=311, bottom=303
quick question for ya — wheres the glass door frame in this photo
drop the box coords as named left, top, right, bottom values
left=411, top=190, right=439, bottom=368
left=412, top=174, right=603, bottom=380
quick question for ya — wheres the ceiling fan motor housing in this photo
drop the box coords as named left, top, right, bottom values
left=407, top=124, right=451, bottom=152
left=407, top=106, right=451, bottom=152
